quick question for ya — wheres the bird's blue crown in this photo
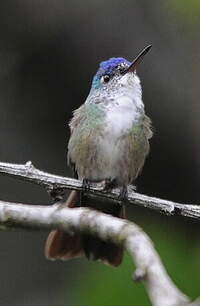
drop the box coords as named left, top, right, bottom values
left=92, top=57, right=130, bottom=89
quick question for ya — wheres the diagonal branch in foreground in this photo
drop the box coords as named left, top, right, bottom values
left=0, top=199, right=199, bottom=306
left=0, top=161, right=199, bottom=220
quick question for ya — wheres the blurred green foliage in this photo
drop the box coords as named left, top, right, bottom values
left=68, top=219, right=200, bottom=306
left=166, top=0, right=200, bottom=26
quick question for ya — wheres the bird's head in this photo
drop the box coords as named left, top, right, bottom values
left=90, top=45, right=152, bottom=96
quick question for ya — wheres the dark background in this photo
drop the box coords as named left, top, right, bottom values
left=0, top=0, right=199, bottom=305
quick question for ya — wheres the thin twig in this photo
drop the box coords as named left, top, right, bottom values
left=0, top=161, right=199, bottom=220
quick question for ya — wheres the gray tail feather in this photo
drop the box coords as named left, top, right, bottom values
left=45, top=230, right=84, bottom=260
left=82, top=234, right=123, bottom=266
left=44, top=190, right=124, bottom=266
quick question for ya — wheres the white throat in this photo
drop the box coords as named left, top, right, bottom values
left=106, top=72, right=144, bottom=131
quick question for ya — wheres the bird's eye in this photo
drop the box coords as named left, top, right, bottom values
left=119, top=66, right=126, bottom=75
left=101, top=75, right=110, bottom=83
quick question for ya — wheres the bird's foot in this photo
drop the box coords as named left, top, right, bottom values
left=80, top=178, right=91, bottom=206
left=118, top=186, right=128, bottom=205
left=82, top=178, right=91, bottom=192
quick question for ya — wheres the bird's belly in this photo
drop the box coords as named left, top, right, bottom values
left=95, top=137, right=122, bottom=179
left=81, top=126, right=143, bottom=185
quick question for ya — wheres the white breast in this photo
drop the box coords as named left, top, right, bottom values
left=105, top=95, right=142, bottom=136
left=93, top=95, right=141, bottom=180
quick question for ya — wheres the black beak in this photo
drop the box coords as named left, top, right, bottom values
left=122, top=45, right=152, bottom=74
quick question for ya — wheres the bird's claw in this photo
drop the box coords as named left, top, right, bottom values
left=118, top=186, right=128, bottom=204
left=82, top=178, right=91, bottom=192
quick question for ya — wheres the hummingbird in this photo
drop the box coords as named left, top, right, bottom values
left=45, top=45, right=153, bottom=266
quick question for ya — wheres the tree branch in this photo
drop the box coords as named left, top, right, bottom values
left=0, top=199, right=199, bottom=306
left=0, top=160, right=199, bottom=220
left=0, top=160, right=200, bottom=305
